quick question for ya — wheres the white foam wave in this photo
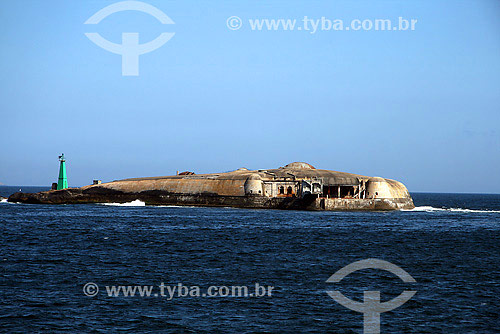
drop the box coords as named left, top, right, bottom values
left=153, top=205, right=197, bottom=208
left=0, top=198, right=8, bottom=204
left=100, top=200, right=146, bottom=207
left=405, top=206, right=500, bottom=213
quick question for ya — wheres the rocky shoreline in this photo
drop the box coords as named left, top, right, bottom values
left=7, top=187, right=414, bottom=211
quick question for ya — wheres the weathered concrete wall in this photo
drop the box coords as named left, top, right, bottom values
left=244, top=175, right=264, bottom=195
left=96, top=178, right=247, bottom=197
left=365, top=177, right=410, bottom=199
left=314, top=197, right=414, bottom=211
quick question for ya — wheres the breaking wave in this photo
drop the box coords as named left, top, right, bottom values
left=405, top=206, right=500, bottom=213
left=152, top=205, right=198, bottom=208
left=100, top=200, right=146, bottom=207
left=0, top=198, right=8, bottom=204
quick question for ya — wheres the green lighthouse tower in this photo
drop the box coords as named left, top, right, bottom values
left=57, top=154, right=68, bottom=190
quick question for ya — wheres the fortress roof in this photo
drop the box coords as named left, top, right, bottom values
left=117, top=162, right=365, bottom=186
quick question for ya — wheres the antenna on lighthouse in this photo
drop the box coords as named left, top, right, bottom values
left=57, top=153, right=68, bottom=190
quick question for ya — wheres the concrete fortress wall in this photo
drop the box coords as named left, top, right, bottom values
left=101, top=178, right=247, bottom=197
left=8, top=162, right=415, bottom=210
left=365, top=177, right=411, bottom=199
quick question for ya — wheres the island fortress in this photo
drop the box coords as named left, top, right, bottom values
left=9, top=162, right=414, bottom=210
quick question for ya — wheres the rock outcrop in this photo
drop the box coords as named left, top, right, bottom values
left=8, top=162, right=415, bottom=211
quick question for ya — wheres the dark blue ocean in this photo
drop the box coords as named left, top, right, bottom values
left=1, top=187, right=499, bottom=333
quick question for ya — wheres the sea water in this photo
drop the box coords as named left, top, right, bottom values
left=0, top=189, right=499, bottom=333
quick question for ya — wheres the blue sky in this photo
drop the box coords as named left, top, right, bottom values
left=1, top=0, right=499, bottom=193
